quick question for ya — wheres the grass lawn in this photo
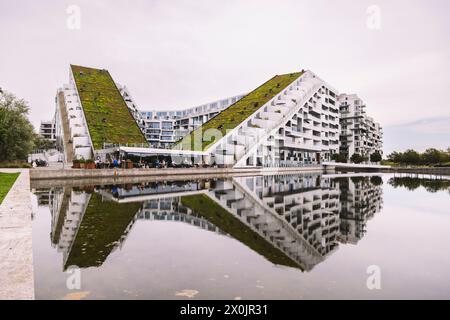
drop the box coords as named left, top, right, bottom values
left=71, top=65, right=147, bottom=150
left=0, top=172, right=20, bottom=204
left=181, top=194, right=301, bottom=269
left=175, top=71, right=304, bottom=151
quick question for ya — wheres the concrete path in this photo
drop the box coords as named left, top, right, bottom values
left=0, top=169, right=34, bottom=300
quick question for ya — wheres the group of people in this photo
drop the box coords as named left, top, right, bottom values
left=91, top=156, right=201, bottom=169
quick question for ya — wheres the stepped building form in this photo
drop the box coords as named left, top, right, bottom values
left=47, top=65, right=382, bottom=167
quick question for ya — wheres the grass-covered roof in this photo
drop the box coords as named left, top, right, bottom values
left=175, top=71, right=303, bottom=151
left=71, top=65, right=147, bottom=150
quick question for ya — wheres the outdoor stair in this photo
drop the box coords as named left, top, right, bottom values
left=57, top=91, right=74, bottom=163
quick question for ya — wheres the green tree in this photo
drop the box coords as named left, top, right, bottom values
left=33, top=133, right=55, bottom=151
left=422, top=148, right=444, bottom=165
left=370, top=151, right=382, bottom=163
left=387, top=151, right=403, bottom=163
left=0, top=90, right=34, bottom=162
left=402, top=149, right=421, bottom=165
left=331, top=152, right=347, bottom=163
left=350, top=153, right=364, bottom=164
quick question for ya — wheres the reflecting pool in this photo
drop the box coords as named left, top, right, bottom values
left=31, top=173, right=450, bottom=299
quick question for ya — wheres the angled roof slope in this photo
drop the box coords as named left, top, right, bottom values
left=71, top=65, right=147, bottom=150
left=175, top=71, right=304, bottom=151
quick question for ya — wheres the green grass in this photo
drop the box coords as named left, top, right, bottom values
left=0, top=172, right=20, bottom=204
left=175, top=71, right=304, bottom=151
left=64, top=193, right=142, bottom=270
left=181, top=194, right=301, bottom=269
left=71, top=65, right=147, bottom=150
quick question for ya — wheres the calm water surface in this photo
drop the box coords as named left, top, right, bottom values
left=30, top=172, right=450, bottom=299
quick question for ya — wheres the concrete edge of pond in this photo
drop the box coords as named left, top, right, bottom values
left=0, top=169, right=34, bottom=300
left=29, top=166, right=326, bottom=180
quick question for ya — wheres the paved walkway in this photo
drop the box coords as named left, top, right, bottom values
left=0, top=169, right=34, bottom=300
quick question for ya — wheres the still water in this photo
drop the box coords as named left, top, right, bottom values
left=31, top=172, right=450, bottom=299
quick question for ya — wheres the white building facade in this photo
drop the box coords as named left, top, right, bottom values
left=338, top=94, right=383, bottom=161
left=39, top=120, right=56, bottom=141
left=184, top=70, right=342, bottom=168
left=47, top=66, right=383, bottom=167
left=136, top=94, right=245, bottom=149
left=54, top=79, right=93, bottom=161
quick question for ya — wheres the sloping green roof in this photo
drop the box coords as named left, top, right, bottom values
left=71, top=65, right=147, bottom=150
left=180, top=193, right=301, bottom=270
left=175, top=71, right=304, bottom=151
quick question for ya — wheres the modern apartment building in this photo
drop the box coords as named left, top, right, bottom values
left=48, top=65, right=383, bottom=167
left=176, top=70, right=341, bottom=168
left=137, top=94, right=245, bottom=148
left=39, top=120, right=56, bottom=141
left=338, top=94, right=383, bottom=161
left=53, top=65, right=148, bottom=162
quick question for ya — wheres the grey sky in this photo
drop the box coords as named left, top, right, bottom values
left=1, top=0, right=449, bottom=154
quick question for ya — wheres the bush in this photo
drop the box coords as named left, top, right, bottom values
left=0, top=161, right=31, bottom=168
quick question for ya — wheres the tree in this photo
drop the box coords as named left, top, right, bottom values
left=331, top=152, right=347, bottom=163
left=33, top=134, right=55, bottom=151
left=370, top=151, right=382, bottom=163
left=350, top=153, right=364, bottom=164
left=387, top=151, right=402, bottom=163
left=402, top=149, right=421, bottom=165
left=422, top=148, right=440, bottom=165
left=0, top=90, right=34, bottom=162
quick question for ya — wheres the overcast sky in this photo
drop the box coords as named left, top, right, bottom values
left=1, top=0, right=449, bottom=154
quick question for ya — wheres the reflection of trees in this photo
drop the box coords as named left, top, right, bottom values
left=388, top=177, right=450, bottom=193
left=370, top=176, right=383, bottom=186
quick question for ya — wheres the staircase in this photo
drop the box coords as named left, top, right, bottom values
left=211, top=73, right=323, bottom=167
left=57, top=91, right=74, bottom=163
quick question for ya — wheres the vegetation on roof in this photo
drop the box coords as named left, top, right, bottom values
left=0, top=172, right=19, bottom=204
left=180, top=193, right=301, bottom=269
left=71, top=65, right=147, bottom=150
left=175, top=71, right=304, bottom=151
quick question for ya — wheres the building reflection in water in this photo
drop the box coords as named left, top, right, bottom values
left=41, top=173, right=386, bottom=272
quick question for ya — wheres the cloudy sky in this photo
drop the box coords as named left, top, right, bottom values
left=1, top=0, right=449, bottom=154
